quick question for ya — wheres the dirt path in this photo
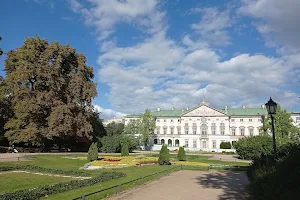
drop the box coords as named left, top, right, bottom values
left=109, top=170, right=249, bottom=200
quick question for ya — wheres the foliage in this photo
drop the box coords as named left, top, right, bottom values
left=177, top=146, right=186, bottom=161
left=220, top=142, right=231, bottom=149
left=121, top=143, right=129, bottom=156
left=234, top=135, right=273, bottom=160
left=158, top=145, right=170, bottom=165
left=87, top=143, right=98, bottom=161
left=0, top=172, right=125, bottom=200
left=3, top=36, right=97, bottom=148
left=105, top=122, right=124, bottom=136
left=138, top=109, right=156, bottom=147
left=101, top=134, right=137, bottom=153
left=89, top=111, right=106, bottom=149
left=261, top=104, right=299, bottom=144
left=0, top=165, right=90, bottom=176
left=123, top=120, right=140, bottom=135
left=247, top=143, right=300, bottom=200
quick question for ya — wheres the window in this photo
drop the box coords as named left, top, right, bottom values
left=211, top=123, right=216, bottom=135
left=161, top=139, right=165, bottom=145
left=177, top=126, right=181, bottom=135
left=171, top=119, right=173, bottom=122
left=240, top=127, right=245, bottom=136
left=178, top=119, right=180, bottom=122
left=157, top=119, right=160, bottom=122
left=184, top=123, right=189, bottom=134
left=240, top=119, right=243, bottom=122
left=231, top=119, right=235, bottom=122
left=168, top=139, right=172, bottom=146
left=212, top=140, right=216, bottom=148
left=201, top=124, right=207, bottom=135
left=154, top=139, right=158, bottom=144
left=175, top=139, right=179, bottom=147
left=156, top=126, right=160, bottom=134
left=192, top=123, right=197, bottom=135
left=249, top=119, right=252, bottom=122
left=164, top=119, right=166, bottom=122
left=163, top=127, right=167, bottom=134
left=249, top=127, right=254, bottom=136
left=231, top=127, right=236, bottom=136
left=185, top=139, right=189, bottom=147
left=202, top=141, right=207, bottom=148
left=170, top=127, right=174, bottom=134
left=296, top=117, right=300, bottom=123
left=193, top=140, right=197, bottom=148
left=220, top=123, right=225, bottom=135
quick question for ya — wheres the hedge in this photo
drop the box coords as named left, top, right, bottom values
left=220, top=142, right=231, bottom=149
left=87, top=142, right=98, bottom=161
left=0, top=172, right=126, bottom=200
left=0, top=165, right=90, bottom=177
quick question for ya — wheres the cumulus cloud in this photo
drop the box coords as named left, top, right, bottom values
left=67, top=0, right=299, bottom=118
left=94, top=105, right=127, bottom=122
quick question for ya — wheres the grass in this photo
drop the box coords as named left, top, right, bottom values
left=42, top=165, right=177, bottom=200
left=0, top=172, right=73, bottom=194
left=0, top=153, right=249, bottom=199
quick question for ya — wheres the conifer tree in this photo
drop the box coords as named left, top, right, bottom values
left=177, top=147, right=186, bottom=161
left=158, top=145, right=170, bottom=165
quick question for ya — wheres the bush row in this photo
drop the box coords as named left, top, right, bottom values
left=0, top=165, right=90, bottom=177
left=247, top=143, right=300, bottom=200
left=0, top=172, right=126, bottom=200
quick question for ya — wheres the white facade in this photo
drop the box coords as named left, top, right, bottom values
left=125, top=101, right=300, bottom=152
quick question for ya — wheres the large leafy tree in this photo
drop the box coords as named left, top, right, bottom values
left=262, top=105, right=299, bottom=145
left=139, top=109, right=156, bottom=147
left=0, top=35, right=3, bottom=56
left=123, top=120, right=140, bottom=135
left=3, top=36, right=97, bottom=147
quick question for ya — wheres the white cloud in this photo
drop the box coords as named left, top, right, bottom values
left=94, top=105, right=127, bottom=122
left=239, top=0, right=300, bottom=53
left=67, top=0, right=299, bottom=116
left=68, top=0, right=165, bottom=40
left=191, top=7, right=233, bottom=46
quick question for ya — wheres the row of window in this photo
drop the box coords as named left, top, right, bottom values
left=156, top=126, right=258, bottom=136
left=154, top=139, right=233, bottom=149
left=231, top=118, right=262, bottom=122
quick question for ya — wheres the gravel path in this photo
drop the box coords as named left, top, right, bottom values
left=109, top=170, right=249, bottom=200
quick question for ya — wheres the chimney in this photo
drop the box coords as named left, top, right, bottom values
left=186, top=107, right=189, bottom=111
left=157, top=107, right=161, bottom=112
left=242, top=105, right=246, bottom=109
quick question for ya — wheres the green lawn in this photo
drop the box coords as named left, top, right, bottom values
left=0, top=172, right=73, bottom=194
left=0, top=153, right=249, bottom=199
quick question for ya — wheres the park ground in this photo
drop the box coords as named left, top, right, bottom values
left=0, top=152, right=250, bottom=200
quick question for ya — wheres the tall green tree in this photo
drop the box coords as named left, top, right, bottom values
left=123, top=120, right=140, bottom=135
left=138, top=109, right=156, bottom=147
left=261, top=105, right=299, bottom=145
left=105, top=122, right=124, bottom=136
left=3, top=36, right=97, bottom=148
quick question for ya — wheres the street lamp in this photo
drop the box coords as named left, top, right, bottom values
left=265, top=97, right=278, bottom=154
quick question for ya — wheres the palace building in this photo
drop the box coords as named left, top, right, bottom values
left=124, top=99, right=300, bottom=152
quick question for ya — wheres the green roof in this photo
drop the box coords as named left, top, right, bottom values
left=126, top=107, right=269, bottom=118
left=222, top=108, right=268, bottom=116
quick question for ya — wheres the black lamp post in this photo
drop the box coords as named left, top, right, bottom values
left=265, top=97, right=278, bottom=154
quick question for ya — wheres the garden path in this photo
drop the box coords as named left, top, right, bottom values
left=108, top=170, right=249, bottom=200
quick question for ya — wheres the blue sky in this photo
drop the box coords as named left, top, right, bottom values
left=1, top=0, right=300, bottom=121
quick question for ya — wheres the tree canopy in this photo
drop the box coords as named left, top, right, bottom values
left=0, top=36, right=3, bottom=56
left=2, top=36, right=97, bottom=148
left=261, top=105, right=299, bottom=144
left=139, top=109, right=156, bottom=146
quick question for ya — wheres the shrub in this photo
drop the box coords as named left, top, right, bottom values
left=0, top=172, right=126, bottom=200
left=120, top=134, right=138, bottom=153
left=0, top=165, right=90, bottom=176
left=87, top=142, right=98, bottom=161
left=234, top=135, right=273, bottom=160
left=177, top=147, right=186, bottom=161
left=158, top=145, right=170, bottom=165
left=121, top=143, right=129, bottom=156
left=101, top=134, right=137, bottom=153
left=247, top=143, right=300, bottom=200
left=220, top=142, right=231, bottom=149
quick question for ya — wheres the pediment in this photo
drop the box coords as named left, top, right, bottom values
left=182, top=105, right=227, bottom=117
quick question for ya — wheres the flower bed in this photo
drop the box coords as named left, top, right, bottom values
left=172, top=161, right=209, bottom=167
left=91, top=156, right=158, bottom=168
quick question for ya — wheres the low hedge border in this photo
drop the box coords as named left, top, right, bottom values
left=0, top=165, right=90, bottom=177
left=0, top=172, right=126, bottom=200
